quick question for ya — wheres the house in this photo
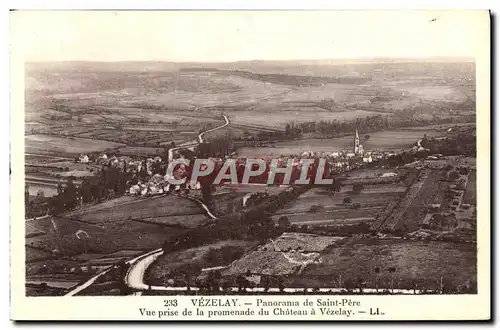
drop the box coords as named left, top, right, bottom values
left=97, top=153, right=108, bottom=164
left=242, top=193, right=253, bottom=207
left=363, top=155, right=373, bottom=163
left=79, top=154, right=89, bottom=163
left=245, top=274, right=262, bottom=286
left=109, top=156, right=119, bottom=167
left=129, top=184, right=141, bottom=195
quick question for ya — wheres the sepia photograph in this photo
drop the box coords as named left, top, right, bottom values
left=10, top=9, right=491, bottom=320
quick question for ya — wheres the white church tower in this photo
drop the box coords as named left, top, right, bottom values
left=354, top=129, right=363, bottom=155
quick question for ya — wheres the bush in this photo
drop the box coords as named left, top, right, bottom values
left=353, top=183, right=364, bottom=194
left=308, top=204, right=324, bottom=213
left=278, top=216, right=291, bottom=228
left=204, top=246, right=245, bottom=267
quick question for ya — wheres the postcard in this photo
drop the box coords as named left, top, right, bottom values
left=10, top=9, right=490, bottom=321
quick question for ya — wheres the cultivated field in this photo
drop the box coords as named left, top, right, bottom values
left=295, top=238, right=476, bottom=290
left=26, top=217, right=188, bottom=255
left=25, top=134, right=125, bottom=155
left=68, top=195, right=207, bottom=227
left=389, top=169, right=449, bottom=232
left=273, top=184, right=406, bottom=227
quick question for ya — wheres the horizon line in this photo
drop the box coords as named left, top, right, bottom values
left=25, top=56, right=475, bottom=65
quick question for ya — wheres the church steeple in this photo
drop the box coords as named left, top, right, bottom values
left=354, top=129, right=360, bottom=154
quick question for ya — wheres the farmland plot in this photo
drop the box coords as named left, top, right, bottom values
left=25, top=134, right=125, bottom=155
left=26, top=216, right=189, bottom=256
left=297, top=238, right=476, bottom=290
left=276, top=187, right=403, bottom=214
left=71, top=195, right=205, bottom=224
left=272, top=208, right=383, bottom=226
left=396, top=170, right=448, bottom=231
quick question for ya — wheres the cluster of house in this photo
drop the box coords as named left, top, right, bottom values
left=79, top=153, right=164, bottom=174
left=128, top=173, right=202, bottom=196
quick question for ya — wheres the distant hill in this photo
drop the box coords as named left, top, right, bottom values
left=25, top=57, right=474, bottom=73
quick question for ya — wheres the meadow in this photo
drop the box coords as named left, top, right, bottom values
left=25, top=134, right=125, bottom=155
left=69, top=195, right=206, bottom=225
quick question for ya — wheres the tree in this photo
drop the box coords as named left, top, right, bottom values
left=236, top=274, right=247, bottom=292
left=25, top=184, right=29, bottom=203
left=364, top=134, right=370, bottom=140
left=448, top=171, right=459, bottom=181
left=278, top=275, right=286, bottom=293
left=353, top=183, right=364, bottom=194
left=57, top=182, right=64, bottom=195
left=308, top=204, right=323, bottom=213
left=343, top=197, right=352, bottom=204
left=63, top=177, right=78, bottom=209
left=456, top=177, right=467, bottom=190
left=34, top=190, right=46, bottom=208
left=330, top=179, right=342, bottom=192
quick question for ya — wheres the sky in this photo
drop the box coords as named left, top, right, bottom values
left=11, top=10, right=488, bottom=62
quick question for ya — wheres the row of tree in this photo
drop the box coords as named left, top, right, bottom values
left=228, top=111, right=475, bottom=144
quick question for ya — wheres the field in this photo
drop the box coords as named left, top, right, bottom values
left=67, top=195, right=207, bottom=227
left=217, top=234, right=476, bottom=290
left=294, top=238, right=476, bottom=290
left=26, top=217, right=188, bottom=255
left=25, top=134, right=125, bottom=155
left=26, top=183, right=58, bottom=197
left=376, top=169, right=449, bottom=232
left=273, top=183, right=406, bottom=227
left=25, top=193, right=212, bottom=293
left=27, top=196, right=207, bottom=247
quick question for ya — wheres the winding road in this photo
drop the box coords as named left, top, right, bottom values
left=198, top=114, right=230, bottom=143
left=168, top=114, right=230, bottom=162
